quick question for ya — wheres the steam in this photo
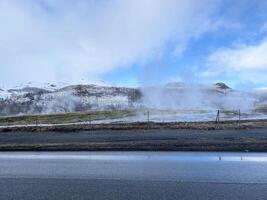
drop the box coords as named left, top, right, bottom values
left=141, top=82, right=256, bottom=111
left=40, top=91, right=83, bottom=114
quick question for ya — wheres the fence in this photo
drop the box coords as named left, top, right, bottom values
left=0, top=108, right=261, bottom=127
left=215, top=109, right=241, bottom=123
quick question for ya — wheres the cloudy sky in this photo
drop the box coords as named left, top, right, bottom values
left=0, top=0, right=267, bottom=89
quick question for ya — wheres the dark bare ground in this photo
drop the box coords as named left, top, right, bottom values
left=1, top=128, right=267, bottom=151
left=2, top=119, right=267, bottom=133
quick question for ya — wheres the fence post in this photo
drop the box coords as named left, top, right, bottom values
left=216, top=110, right=220, bottom=123
left=238, top=109, right=241, bottom=122
left=147, top=111, right=150, bottom=123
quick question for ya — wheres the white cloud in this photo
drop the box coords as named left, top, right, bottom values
left=0, top=0, right=221, bottom=87
left=202, top=38, right=267, bottom=86
left=208, top=39, right=267, bottom=70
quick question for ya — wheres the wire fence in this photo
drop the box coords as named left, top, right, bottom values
left=1, top=108, right=267, bottom=127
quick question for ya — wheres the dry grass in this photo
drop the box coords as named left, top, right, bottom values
left=0, top=110, right=135, bottom=126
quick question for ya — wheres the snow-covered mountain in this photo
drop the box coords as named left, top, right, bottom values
left=0, top=81, right=264, bottom=116
left=0, top=83, right=141, bottom=116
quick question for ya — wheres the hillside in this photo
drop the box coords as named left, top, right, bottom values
left=0, top=82, right=266, bottom=118
left=0, top=83, right=141, bottom=116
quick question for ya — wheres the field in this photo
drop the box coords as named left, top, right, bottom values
left=1, top=109, right=267, bottom=151
left=0, top=110, right=136, bottom=126
left=0, top=108, right=267, bottom=132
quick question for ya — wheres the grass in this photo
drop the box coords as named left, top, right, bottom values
left=0, top=110, right=136, bottom=126
left=0, top=107, right=266, bottom=129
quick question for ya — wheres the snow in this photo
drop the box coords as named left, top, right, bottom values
left=1, top=81, right=267, bottom=120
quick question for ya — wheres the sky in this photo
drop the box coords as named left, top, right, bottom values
left=0, top=0, right=267, bottom=90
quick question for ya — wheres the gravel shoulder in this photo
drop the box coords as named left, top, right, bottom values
left=1, top=128, right=267, bottom=151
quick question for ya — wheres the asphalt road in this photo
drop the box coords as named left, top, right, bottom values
left=1, top=128, right=267, bottom=151
left=1, top=152, right=267, bottom=200
left=1, top=178, right=267, bottom=200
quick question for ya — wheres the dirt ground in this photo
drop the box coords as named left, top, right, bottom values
left=1, top=119, right=267, bottom=132
left=1, top=128, right=267, bottom=151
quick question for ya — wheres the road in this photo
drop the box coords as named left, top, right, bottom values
left=1, top=152, right=267, bottom=199
left=1, top=128, right=267, bottom=151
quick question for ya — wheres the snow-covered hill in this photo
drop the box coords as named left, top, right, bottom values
left=0, top=81, right=264, bottom=116
left=0, top=83, right=141, bottom=116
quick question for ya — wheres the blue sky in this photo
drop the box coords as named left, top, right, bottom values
left=1, top=0, right=267, bottom=90
left=102, top=0, right=267, bottom=90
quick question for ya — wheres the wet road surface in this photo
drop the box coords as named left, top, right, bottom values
left=1, top=152, right=267, bottom=199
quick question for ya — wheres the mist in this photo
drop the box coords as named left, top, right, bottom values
left=141, top=82, right=256, bottom=111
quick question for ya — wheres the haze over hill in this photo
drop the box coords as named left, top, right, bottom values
left=0, top=81, right=266, bottom=120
